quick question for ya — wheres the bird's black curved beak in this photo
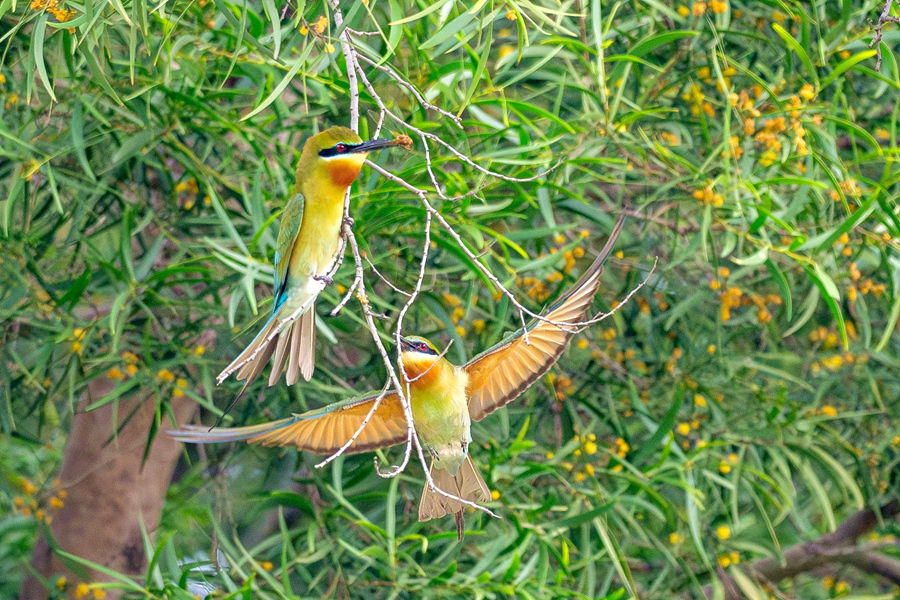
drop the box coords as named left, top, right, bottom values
left=399, top=336, right=417, bottom=351
left=351, top=136, right=410, bottom=154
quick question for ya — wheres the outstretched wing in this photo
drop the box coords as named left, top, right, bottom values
left=464, top=214, right=625, bottom=422
left=272, top=192, right=304, bottom=310
left=170, top=391, right=407, bottom=455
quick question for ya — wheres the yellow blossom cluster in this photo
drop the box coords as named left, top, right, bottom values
left=715, top=284, right=782, bottom=323
left=682, top=83, right=714, bottom=118
left=30, top=0, right=77, bottom=25
left=73, top=582, right=107, bottom=599
left=719, top=452, right=738, bottom=474
left=717, top=552, right=740, bottom=567
left=517, top=276, right=553, bottom=303
left=12, top=478, right=67, bottom=524
left=692, top=183, right=724, bottom=207
left=176, top=177, right=201, bottom=209
left=442, top=292, right=468, bottom=336
left=822, top=576, right=849, bottom=594
left=71, top=327, right=86, bottom=354
left=660, top=131, right=679, bottom=146
left=547, top=372, right=575, bottom=401
left=106, top=351, right=140, bottom=380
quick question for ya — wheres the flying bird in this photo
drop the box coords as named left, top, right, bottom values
left=175, top=214, right=625, bottom=538
left=217, top=128, right=411, bottom=396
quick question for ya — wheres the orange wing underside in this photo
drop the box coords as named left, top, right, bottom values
left=465, top=235, right=615, bottom=422
left=250, top=394, right=407, bottom=455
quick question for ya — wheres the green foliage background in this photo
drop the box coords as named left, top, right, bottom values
left=1, top=0, right=899, bottom=598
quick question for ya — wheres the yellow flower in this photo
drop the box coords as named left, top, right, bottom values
left=717, top=555, right=731, bottom=568
left=56, top=577, right=67, bottom=591
left=92, top=589, right=107, bottom=600
left=669, top=532, right=679, bottom=544
left=693, top=2, right=706, bottom=17
left=546, top=452, right=554, bottom=459
left=73, top=328, right=86, bottom=340
left=706, top=344, right=715, bottom=355
left=122, top=351, right=139, bottom=364
left=106, top=367, right=125, bottom=381
left=75, top=583, right=90, bottom=599
left=676, top=423, right=691, bottom=436
left=473, top=319, right=485, bottom=334
left=125, top=364, right=138, bottom=376
left=584, top=441, right=598, bottom=455
left=491, top=489, right=501, bottom=501
left=820, top=404, right=837, bottom=417
left=299, top=25, right=308, bottom=35
left=50, top=496, right=64, bottom=509
left=716, top=525, right=731, bottom=540
left=157, top=369, right=175, bottom=382
left=799, top=84, right=815, bottom=100
left=260, top=561, right=273, bottom=571
left=729, top=552, right=740, bottom=564
left=312, top=14, right=327, bottom=34
left=21, top=479, right=37, bottom=495
left=72, top=341, right=83, bottom=354
left=719, top=461, right=731, bottom=474
left=710, top=0, right=726, bottom=14
left=505, top=9, right=516, bottom=20
left=820, top=355, right=844, bottom=372
left=455, top=326, right=466, bottom=337
left=677, top=5, right=690, bottom=17
left=324, top=42, right=335, bottom=54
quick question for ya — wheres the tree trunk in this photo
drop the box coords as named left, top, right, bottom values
left=20, top=378, right=196, bottom=600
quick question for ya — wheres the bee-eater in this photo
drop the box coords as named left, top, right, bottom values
left=175, top=214, right=625, bottom=538
left=218, top=128, right=410, bottom=395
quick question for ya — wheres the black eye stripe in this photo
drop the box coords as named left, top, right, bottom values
left=318, top=143, right=359, bottom=157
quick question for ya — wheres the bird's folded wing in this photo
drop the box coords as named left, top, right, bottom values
left=170, top=391, right=407, bottom=455
left=465, top=213, right=625, bottom=422
left=273, top=192, right=305, bottom=308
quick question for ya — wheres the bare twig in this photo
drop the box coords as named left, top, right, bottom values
left=363, top=253, right=412, bottom=297
left=870, top=0, right=900, bottom=72
left=317, top=3, right=498, bottom=519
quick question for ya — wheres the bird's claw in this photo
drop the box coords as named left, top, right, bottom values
left=314, top=274, right=334, bottom=285
left=342, top=216, right=355, bottom=228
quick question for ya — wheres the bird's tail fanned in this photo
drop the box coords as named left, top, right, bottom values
left=418, top=455, right=490, bottom=539
left=169, top=418, right=299, bottom=445
left=217, top=302, right=317, bottom=393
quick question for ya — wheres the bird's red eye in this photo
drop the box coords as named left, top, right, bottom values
left=335, top=143, right=347, bottom=153
left=419, top=343, right=428, bottom=351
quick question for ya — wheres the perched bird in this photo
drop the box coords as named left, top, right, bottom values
left=174, top=214, right=625, bottom=538
left=218, top=128, right=411, bottom=396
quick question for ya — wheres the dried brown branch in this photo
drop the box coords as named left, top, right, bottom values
left=707, top=499, right=900, bottom=599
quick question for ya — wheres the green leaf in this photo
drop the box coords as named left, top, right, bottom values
left=820, top=49, right=877, bottom=88
left=772, top=23, right=818, bottom=86
left=33, top=14, right=57, bottom=102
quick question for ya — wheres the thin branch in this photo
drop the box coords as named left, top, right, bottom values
left=355, top=53, right=463, bottom=129
left=870, top=0, right=900, bottom=72
left=363, top=253, right=412, bottom=297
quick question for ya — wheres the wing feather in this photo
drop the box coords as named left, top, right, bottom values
left=170, top=391, right=407, bottom=455
left=465, top=215, right=625, bottom=422
left=273, top=192, right=305, bottom=307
